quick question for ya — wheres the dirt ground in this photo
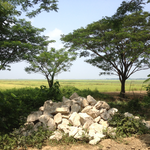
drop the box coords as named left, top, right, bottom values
left=28, top=134, right=150, bottom=150
left=28, top=91, right=150, bottom=150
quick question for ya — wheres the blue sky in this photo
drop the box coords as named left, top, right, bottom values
left=1, top=0, right=150, bottom=79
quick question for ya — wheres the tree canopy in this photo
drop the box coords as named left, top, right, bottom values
left=25, top=48, right=76, bottom=88
left=61, top=11, right=150, bottom=95
left=0, top=2, right=52, bottom=71
left=2, top=0, right=58, bottom=17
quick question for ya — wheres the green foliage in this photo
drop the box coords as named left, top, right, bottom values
left=0, top=126, right=53, bottom=150
left=0, top=81, right=62, bottom=133
left=6, top=0, right=58, bottom=18
left=108, top=112, right=149, bottom=138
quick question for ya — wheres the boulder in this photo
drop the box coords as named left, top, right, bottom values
left=49, top=130, right=63, bottom=141
left=94, top=101, right=110, bottom=110
left=108, top=108, right=118, bottom=116
left=82, top=98, right=89, bottom=107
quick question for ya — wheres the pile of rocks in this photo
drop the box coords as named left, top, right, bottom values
left=22, top=92, right=149, bottom=145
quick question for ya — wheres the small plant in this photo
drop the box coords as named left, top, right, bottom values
left=108, top=112, right=149, bottom=138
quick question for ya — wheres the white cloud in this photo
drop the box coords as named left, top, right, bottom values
left=46, top=28, right=64, bottom=49
left=47, top=28, right=63, bottom=39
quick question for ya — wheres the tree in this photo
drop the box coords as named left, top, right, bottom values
left=3, top=0, right=58, bottom=18
left=61, top=11, right=150, bottom=96
left=25, top=48, right=76, bottom=88
left=0, top=16, right=52, bottom=70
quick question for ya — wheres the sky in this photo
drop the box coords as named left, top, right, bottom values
left=1, top=0, right=150, bottom=80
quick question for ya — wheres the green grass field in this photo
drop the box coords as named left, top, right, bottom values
left=0, top=79, right=148, bottom=92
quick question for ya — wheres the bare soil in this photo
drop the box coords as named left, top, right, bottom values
left=28, top=91, right=150, bottom=150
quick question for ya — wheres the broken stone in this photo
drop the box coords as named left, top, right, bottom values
left=54, top=113, right=62, bottom=124
left=87, top=95, right=97, bottom=106
left=39, top=106, right=44, bottom=111
left=101, top=110, right=111, bottom=121
left=99, top=119, right=109, bottom=129
left=47, top=118, right=56, bottom=131
left=82, top=98, right=89, bottom=107
left=94, top=101, right=110, bottom=110
left=79, top=113, right=93, bottom=126
left=39, top=114, right=51, bottom=126
left=55, top=106, right=70, bottom=114
left=94, top=116, right=101, bottom=123
left=69, top=92, right=79, bottom=100
left=27, top=111, right=42, bottom=122
left=83, top=119, right=93, bottom=130
left=71, top=103, right=81, bottom=113
left=69, top=112, right=81, bottom=127
left=81, top=105, right=93, bottom=113
left=86, top=108, right=100, bottom=119
left=49, top=130, right=63, bottom=141
left=108, top=108, right=118, bottom=116
left=124, top=112, right=134, bottom=118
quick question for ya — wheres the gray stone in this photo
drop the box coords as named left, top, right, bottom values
left=27, top=111, right=42, bottom=122
left=47, top=118, right=56, bottom=131
left=39, top=114, right=51, bottom=126
left=71, top=104, right=81, bottom=113
left=94, top=101, right=110, bottom=110
left=101, top=110, right=111, bottom=121
left=69, top=92, right=79, bottom=100
left=124, top=112, right=134, bottom=118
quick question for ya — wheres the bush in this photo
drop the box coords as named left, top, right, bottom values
left=108, top=112, right=149, bottom=138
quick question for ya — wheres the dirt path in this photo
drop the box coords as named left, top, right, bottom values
left=28, top=134, right=150, bottom=150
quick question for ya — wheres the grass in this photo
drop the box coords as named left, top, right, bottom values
left=0, top=79, right=147, bottom=92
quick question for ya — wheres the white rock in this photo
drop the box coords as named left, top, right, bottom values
left=39, top=106, right=44, bottom=111
left=124, top=112, right=134, bottom=118
left=69, top=112, right=81, bottom=127
left=87, top=95, right=97, bottom=106
left=83, top=119, right=93, bottom=130
left=57, top=124, right=70, bottom=134
left=82, top=98, right=89, bottom=107
left=79, top=113, right=93, bottom=125
left=55, top=106, right=70, bottom=114
left=49, top=130, right=63, bottom=141
left=61, top=118, right=70, bottom=125
left=108, top=108, right=118, bottom=116
left=86, top=108, right=100, bottom=119
left=54, top=113, right=62, bottom=124
left=74, top=128, right=88, bottom=140
left=94, top=101, right=110, bottom=110
left=94, top=116, right=101, bottom=123
left=81, top=106, right=93, bottom=113
left=68, top=126, right=79, bottom=137
left=89, top=137, right=101, bottom=145
left=99, top=119, right=109, bottom=129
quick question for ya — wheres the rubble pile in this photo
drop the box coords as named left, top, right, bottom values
left=21, top=92, right=150, bottom=145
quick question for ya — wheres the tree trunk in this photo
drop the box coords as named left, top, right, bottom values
left=120, top=78, right=126, bottom=98
left=46, top=74, right=55, bottom=88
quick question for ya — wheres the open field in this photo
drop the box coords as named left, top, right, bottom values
left=0, top=79, right=148, bottom=92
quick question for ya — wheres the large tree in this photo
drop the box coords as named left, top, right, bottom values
left=0, top=10, right=51, bottom=71
left=3, top=0, right=58, bottom=18
left=61, top=11, right=150, bottom=96
left=25, top=48, right=76, bottom=88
